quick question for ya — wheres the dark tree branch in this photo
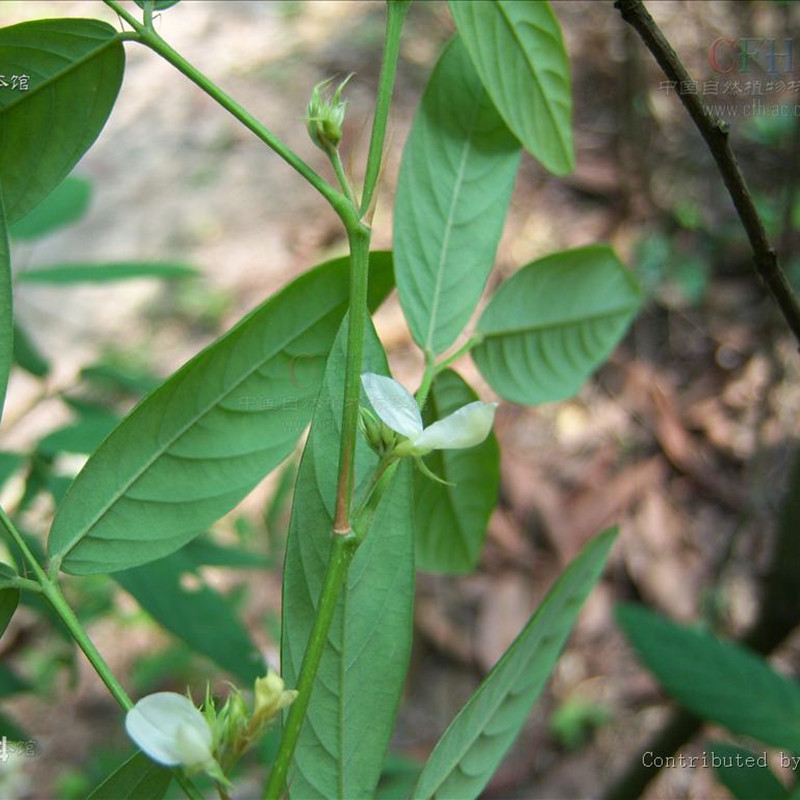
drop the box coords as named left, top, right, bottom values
left=615, top=0, right=800, bottom=352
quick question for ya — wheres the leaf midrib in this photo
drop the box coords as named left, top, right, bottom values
left=424, top=86, right=484, bottom=354
left=0, top=27, right=121, bottom=117
left=55, top=298, right=341, bottom=561
left=493, top=0, right=571, bottom=167
left=480, top=303, right=640, bottom=339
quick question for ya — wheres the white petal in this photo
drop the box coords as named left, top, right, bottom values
left=361, top=373, right=423, bottom=438
left=174, top=723, right=214, bottom=768
left=125, top=693, right=212, bottom=768
left=412, top=402, right=498, bottom=452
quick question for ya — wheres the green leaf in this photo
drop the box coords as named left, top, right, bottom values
left=86, top=751, right=171, bottom=800
left=0, top=185, right=10, bottom=418
left=0, top=709, right=28, bottom=742
left=17, top=262, right=199, bottom=285
left=0, top=564, right=19, bottom=641
left=0, top=452, right=22, bottom=490
left=0, top=19, right=124, bottom=223
left=47, top=253, right=393, bottom=575
left=115, top=548, right=264, bottom=683
left=9, top=176, right=91, bottom=240
left=448, top=0, right=573, bottom=175
left=412, top=528, right=617, bottom=800
left=282, top=320, right=415, bottom=799
left=180, top=536, right=268, bottom=570
left=415, top=370, right=499, bottom=573
left=616, top=605, right=800, bottom=753
left=13, top=324, right=49, bottom=378
left=133, top=0, right=181, bottom=10
left=473, top=246, right=641, bottom=405
left=394, top=37, right=520, bottom=354
left=709, top=742, right=788, bottom=800
left=38, top=413, right=119, bottom=457
left=0, top=662, right=30, bottom=698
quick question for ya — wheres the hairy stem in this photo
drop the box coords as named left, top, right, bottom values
left=359, top=0, right=410, bottom=218
left=102, top=0, right=355, bottom=226
left=263, top=533, right=358, bottom=799
left=614, top=0, right=800, bottom=351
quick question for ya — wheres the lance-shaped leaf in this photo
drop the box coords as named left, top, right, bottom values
left=87, top=752, right=171, bottom=800
left=13, top=324, right=49, bottom=378
left=709, top=742, right=788, bottom=800
left=18, top=262, right=198, bottom=284
left=0, top=187, right=10, bottom=419
left=617, top=604, right=800, bottom=753
left=0, top=564, right=20, bottom=640
left=412, top=528, right=617, bottom=800
left=448, top=0, right=573, bottom=175
left=394, top=37, right=520, bottom=355
left=415, top=370, right=499, bottom=573
left=115, top=547, right=264, bottom=684
left=9, top=175, right=91, bottom=241
left=0, top=19, right=124, bottom=223
left=473, top=246, right=641, bottom=405
left=282, top=320, right=415, bottom=799
left=47, top=253, right=393, bottom=575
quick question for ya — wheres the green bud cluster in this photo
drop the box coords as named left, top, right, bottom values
left=359, top=407, right=400, bottom=457
left=306, top=75, right=352, bottom=153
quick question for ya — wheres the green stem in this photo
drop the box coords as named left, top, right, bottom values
left=329, top=148, right=357, bottom=207
left=416, top=334, right=482, bottom=408
left=359, top=0, right=410, bottom=218
left=0, top=508, right=204, bottom=800
left=263, top=533, right=358, bottom=800
left=102, top=0, right=355, bottom=227
left=333, top=225, right=372, bottom=533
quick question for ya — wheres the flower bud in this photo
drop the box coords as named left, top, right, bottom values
left=306, top=75, right=352, bottom=152
left=253, top=671, right=298, bottom=726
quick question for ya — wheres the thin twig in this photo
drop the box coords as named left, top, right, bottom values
left=615, top=0, right=800, bottom=352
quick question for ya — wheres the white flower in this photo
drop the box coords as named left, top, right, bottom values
left=125, top=692, right=214, bottom=769
left=361, top=373, right=497, bottom=456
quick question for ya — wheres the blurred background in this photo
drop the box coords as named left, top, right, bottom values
left=1, top=1, right=800, bottom=797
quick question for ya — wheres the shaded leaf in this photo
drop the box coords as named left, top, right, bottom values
left=133, top=1, right=181, bottom=9
left=17, top=262, right=198, bottom=285
left=617, top=604, right=800, bottom=752
left=710, top=742, right=787, bottom=800
left=0, top=452, right=23, bottom=490
left=0, top=564, right=19, bottom=641
left=38, top=413, right=119, bottom=457
left=473, top=246, right=641, bottom=405
left=412, top=529, right=617, bottom=800
left=9, top=175, right=91, bottom=240
left=0, top=662, right=30, bottom=698
left=47, top=253, right=393, bottom=574
left=0, top=709, right=28, bottom=743
left=448, top=0, right=573, bottom=175
left=415, top=370, right=499, bottom=572
left=394, top=37, right=520, bottom=354
left=0, top=19, right=124, bottom=223
left=180, top=536, right=268, bottom=570
left=0, top=185, right=10, bottom=418
left=116, top=548, right=264, bottom=684
left=282, top=320, right=415, bottom=799
left=13, top=323, right=49, bottom=377
left=86, top=751, right=171, bottom=800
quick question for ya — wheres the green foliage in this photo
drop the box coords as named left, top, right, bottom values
left=38, top=411, right=120, bottom=457
left=13, top=324, right=49, bottom=378
left=448, top=0, right=573, bottom=175
left=709, top=743, right=788, bottom=800
left=394, top=37, right=520, bottom=354
left=86, top=752, right=171, bottom=800
left=473, top=246, right=641, bottom=405
left=9, top=176, right=91, bottom=241
left=0, top=564, right=20, bottom=639
left=415, top=370, right=499, bottom=572
left=549, top=697, right=612, bottom=750
left=115, top=547, right=264, bottom=684
left=0, top=19, right=124, bottom=223
left=617, top=604, right=800, bottom=752
left=0, top=189, right=10, bottom=417
left=411, top=529, right=617, bottom=800
left=281, top=321, right=414, bottom=799
left=18, top=262, right=199, bottom=285
left=47, top=253, right=393, bottom=575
